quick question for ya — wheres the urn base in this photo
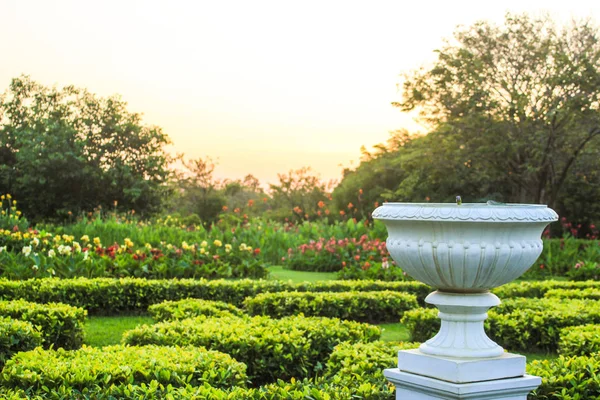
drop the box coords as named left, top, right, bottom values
left=384, top=369, right=541, bottom=400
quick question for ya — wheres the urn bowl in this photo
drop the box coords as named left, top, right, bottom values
left=372, top=203, right=558, bottom=293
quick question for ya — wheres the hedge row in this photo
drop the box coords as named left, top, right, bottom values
left=243, top=291, right=418, bottom=323
left=528, top=354, right=600, bottom=399
left=123, top=314, right=380, bottom=385
left=0, top=299, right=86, bottom=349
left=558, top=324, right=600, bottom=356
left=493, top=280, right=600, bottom=299
left=545, top=287, right=600, bottom=300
left=148, top=299, right=245, bottom=322
left=402, top=298, right=600, bottom=352
left=0, top=278, right=430, bottom=314
left=0, top=380, right=390, bottom=400
left=1, top=345, right=247, bottom=392
left=0, top=340, right=597, bottom=399
left=0, top=317, right=42, bottom=367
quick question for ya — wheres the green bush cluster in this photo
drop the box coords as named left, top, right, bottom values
left=402, top=298, right=600, bottom=352
left=558, top=324, right=600, bottom=356
left=0, top=317, right=43, bottom=367
left=493, top=279, right=600, bottom=299
left=544, top=287, right=600, bottom=300
left=0, top=379, right=391, bottom=400
left=528, top=354, right=600, bottom=399
left=0, top=277, right=430, bottom=314
left=0, top=299, right=86, bottom=349
left=244, top=291, right=418, bottom=323
left=1, top=345, right=247, bottom=393
left=123, top=314, right=380, bottom=385
left=148, top=299, right=245, bottom=321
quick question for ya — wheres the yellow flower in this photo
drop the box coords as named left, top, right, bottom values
left=200, top=241, right=208, bottom=248
left=200, top=248, right=206, bottom=254
left=166, top=244, right=173, bottom=250
left=145, top=243, right=152, bottom=250
left=182, top=241, right=191, bottom=250
left=0, top=211, right=4, bottom=215
left=23, top=232, right=30, bottom=239
left=213, top=240, right=222, bottom=247
left=124, top=238, right=134, bottom=248
left=54, top=235, right=61, bottom=243
left=225, top=244, right=232, bottom=253
left=6, top=194, right=11, bottom=199
left=239, top=243, right=248, bottom=251
left=80, top=235, right=90, bottom=243
left=93, top=237, right=102, bottom=246
left=16, top=211, right=21, bottom=216
left=0, top=195, right=4, bottom=200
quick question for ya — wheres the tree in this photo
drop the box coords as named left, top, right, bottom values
left=0, top=76, right=173, bottom=221
left=268, top=167, right=331, bottom=222
left=397, top=13, right=600, bottom=210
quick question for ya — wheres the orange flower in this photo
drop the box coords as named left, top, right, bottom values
left=325, top=209, right=330, bottom=215
left=317, top=200, right=325, bottom=208
left=248, top=200, right=254, bottom=207
left=359, top=189, right=363, bottom=195
left=339, top=210, right=346, bottom=216
left=347, top=203, right=354, bottom=209
left=222, top=205, right=229, bottom=211
left=234, top=208, right=241, bottom=213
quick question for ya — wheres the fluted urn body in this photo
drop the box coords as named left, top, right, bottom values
left=373, top=202, right=557, bottom=358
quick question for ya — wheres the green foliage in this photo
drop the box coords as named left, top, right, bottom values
left=0, top=277, right=430, bottom=314
left=244, top=291, right=418, bottom=323
left=528, top=354, right=600, bottom=399
left=558, top=324, right=600, bottom=357
left=0, top=76, right=173, bottom=221
left=324, top=341, right=418, bottom=386
left=149, top=298, right=245, bottom=321
left=0, top=299, right=86, bottom=349
left=0, top=317, right=42, bottom=367
left=1, top=345, right=247, bottom=393
left=399, top=13, right=600, bottom=215
left=545, top=288, right=600, bottom=300
left=84, top=315, right=154, bottom=347
left=493, top=279, right=600, bottom=299
left=403, top=298, right=600, bottom=352
left=122, top=315, right=380, bottom=385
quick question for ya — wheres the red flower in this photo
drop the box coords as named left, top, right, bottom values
left=254, top=248, right=261, bottom=255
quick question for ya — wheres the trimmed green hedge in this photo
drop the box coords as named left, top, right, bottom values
left=0, top=299, right=86, bottom=349
left=493, top=280, right=600, bottom=299
left=1, top=345, right=247, bottom=393
left=528, top=354, right=600, bottom=399
left=545, top=287, right=600, bottom=300
left=558, top=324, right=600, bottom=356
left=402, top=298, right=600, bottom=352
left=0, top=277, right=430, bottom=314
left=123, top=315, right=380, bottom=385
left=0, top=380, right=390, bottom=400
left=243, top=291, right=418, bottom=323
left=148, top=299, right=245, bottom=321
left=0, top=317, right=42, bottom=367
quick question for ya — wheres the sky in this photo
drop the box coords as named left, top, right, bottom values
left=0, top=0, right=598, bottom=187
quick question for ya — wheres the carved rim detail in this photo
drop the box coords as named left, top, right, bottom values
left=372, top=203, right=558, bottom=223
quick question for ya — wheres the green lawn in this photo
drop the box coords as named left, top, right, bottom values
left=267, top=265, right=337, bottom=282
left=84, top=315, right=154, bottom=347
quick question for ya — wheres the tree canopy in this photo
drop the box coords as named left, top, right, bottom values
left=336, top=13, right=600, bottom=227
left=0, top=76, right=172, bottom=221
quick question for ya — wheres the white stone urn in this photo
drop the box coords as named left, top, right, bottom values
left=373, top=202, right=558, bottom=359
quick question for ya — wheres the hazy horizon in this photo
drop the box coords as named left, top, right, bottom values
left=1, top=0, right=598, bottom=187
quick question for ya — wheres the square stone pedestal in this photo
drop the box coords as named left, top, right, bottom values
left=384, top=349, right=541, bottom=399
left=385, top=369, right=541, bottom=400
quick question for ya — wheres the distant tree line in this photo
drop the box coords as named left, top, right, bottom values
left=1, top=13, right=599, bottom=232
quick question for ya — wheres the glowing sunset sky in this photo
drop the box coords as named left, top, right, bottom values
left=1, top=1, right=598, bottom=186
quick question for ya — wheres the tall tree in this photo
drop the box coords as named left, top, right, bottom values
left=398, top=13, right=600, bottom=209
left=0, top=76, right=172, bottom=220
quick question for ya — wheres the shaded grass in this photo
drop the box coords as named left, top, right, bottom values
left=267, top=265, right=337, bottom=283
left=84, top=315, right=154, bottom=347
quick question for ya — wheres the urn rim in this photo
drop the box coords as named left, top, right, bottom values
left=372, top=202, right=558, bottom=223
